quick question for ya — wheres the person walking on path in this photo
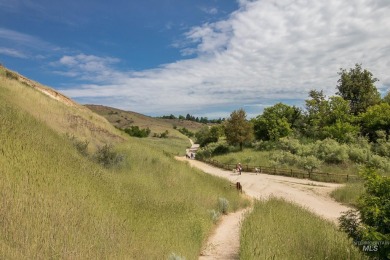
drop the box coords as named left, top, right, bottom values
left=236, top=163, right=242, bottom=175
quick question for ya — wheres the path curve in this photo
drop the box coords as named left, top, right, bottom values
left=175, top=156, right=351, bottom=259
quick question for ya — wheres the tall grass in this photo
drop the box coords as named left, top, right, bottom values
left=331, top=181, right=365, bottom=206
left=0, top=78, right=248, bottom=259
left=240, top=198, right=368, bottom=259
left=0, top=72, right=125, bottom=150
left=214, top=148, right=361, bottom=176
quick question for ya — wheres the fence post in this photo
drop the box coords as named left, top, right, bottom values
left=290, top=169, right=292, bottom=177
left=347, top=174, right=349, bottom=182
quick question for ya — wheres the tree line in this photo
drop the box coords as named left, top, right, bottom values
left=196, top=64, right=390, bottom=149
left=158, top=114, right=225, bottom=124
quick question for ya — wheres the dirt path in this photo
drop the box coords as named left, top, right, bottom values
left=175, top=156, right=351, bottom=259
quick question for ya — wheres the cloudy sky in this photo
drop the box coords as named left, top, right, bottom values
left=1, top=0, right=389, bottom=118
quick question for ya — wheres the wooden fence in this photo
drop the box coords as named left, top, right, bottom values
left=198, top=158, right=359, bottom=183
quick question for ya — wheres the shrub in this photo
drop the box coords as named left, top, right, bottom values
left=314, top=138, right=349, bottom=164
left=124, top=126, right=151, bottom=138
left=348, top=145, right=370, bottom=164
left=66, top=134, right=89, bottom=156
left=300, top=155, right=322, bottom=172
left=209, top=209, right=221, bottom=223
left=373, top=135, right=390, bottom=158
left=93, top=144, right=124, bottom=168
left=278, top=137, right=302, bottom=154
left=178, top=127, right=194, bottom=138
left=212, top=144, right=230, bottom=156
left=253, top=140, right=278, bottom=151
left=218, top=197, right=229, bottom=215
left=153, top=130, right=169, bottom=138
left=367, top=154, right=390, bottom=171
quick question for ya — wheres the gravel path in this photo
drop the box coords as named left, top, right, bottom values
left=175, top=156, right=351, bottom=259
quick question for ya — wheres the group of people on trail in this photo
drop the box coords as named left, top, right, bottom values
left=186, top=152, right=195, bottom=159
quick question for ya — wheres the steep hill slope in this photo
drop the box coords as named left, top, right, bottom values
left=0, top=65, right=247, bottom=259
left=0, top=65, right=125, bottom=150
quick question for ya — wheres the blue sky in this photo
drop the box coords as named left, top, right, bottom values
left=1, top=0, right=390, bottom=118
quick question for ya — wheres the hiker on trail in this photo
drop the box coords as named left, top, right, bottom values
left=237, top=163, right=242, bottom=175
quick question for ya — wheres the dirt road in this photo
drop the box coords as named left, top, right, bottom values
left=176, top=156, right=351, bottom=259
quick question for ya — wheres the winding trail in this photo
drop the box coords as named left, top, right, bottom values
left=175, top=156, right=351, bottom=259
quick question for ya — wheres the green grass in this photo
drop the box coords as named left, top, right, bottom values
left=331, top=181, right=365, bottom=207
left=240, top=198, right=368, bottom=260
left=0, top=74, right=249, bottom=259
left=214, top=148, right=361, bottom=177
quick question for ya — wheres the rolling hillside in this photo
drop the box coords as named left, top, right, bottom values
left=86, top=104, right=206, bottom=136
left=0, top=65, right=248, bottom=259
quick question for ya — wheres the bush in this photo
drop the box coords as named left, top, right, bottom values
left=209, top=209, right=221, bottom=223
left=66, top=134, right=89, bottom=157
left=218, top=197, right=229, bottom=215
left=348, top=145, right=370, bottom=164
left=124, top=126, right=151, bottom=138
left=300, top=155, right=322, bottom=172
left=153, top=130, right=169, bottom=138
left=367, top=154, right=390, bottom=171
left=278, top=137, right=302, bottom=154
left=253, top=140, right=278, bottom=151
left=314, top=138, right=349, bottom=164
left=212, top=144, right=230, bottom=156
left=93, top=144, right=124, bottom=168
left=177, top=127, right=194, bottom=138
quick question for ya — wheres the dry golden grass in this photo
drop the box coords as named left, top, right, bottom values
left=86, top=104, right=205, bottom=137
left=0, top=66, right=126, bottom=151
left=0, top=66, right=249, bottom=259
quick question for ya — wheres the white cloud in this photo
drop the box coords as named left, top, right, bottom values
left=59, top=0, right=390, bottom=117
left=0, top=47, right=27, bottom=58
left=201, top=7, right=218, bottom=15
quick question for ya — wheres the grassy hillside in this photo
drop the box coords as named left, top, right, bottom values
left=86, top=104, right=205, bottom=137
left=0, top=67, right=248, bottom=259
left=0, top=66, right=126, bottom=151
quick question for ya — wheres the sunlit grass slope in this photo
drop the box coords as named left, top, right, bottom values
left=240, top=198, right=367, bottom=259
left=0, top=66, right=126, bottom=150
left=86, top=104, right=205, bottom=137
left=0, top=69, right=248, bottom=259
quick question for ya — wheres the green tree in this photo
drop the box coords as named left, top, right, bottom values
left=195, top=126, right=219, bottom=147
left=224, top=109, right=253, bottom=151
left=304, top=91, right=358, bottom=141
left=359, top=103, right=390, bottom=142
left=336, top=63, right=381, bottom=115
left=253, top=103, right=301, bottom=141
left=303, top=90, right=329, bottom=138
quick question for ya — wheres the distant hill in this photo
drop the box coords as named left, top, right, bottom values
left=85, top=104, right=206, bottom=135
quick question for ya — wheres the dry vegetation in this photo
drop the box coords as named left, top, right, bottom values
left=86, top=104, right=206, bottom=137
left=0, top=66, right=249, bottom=259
